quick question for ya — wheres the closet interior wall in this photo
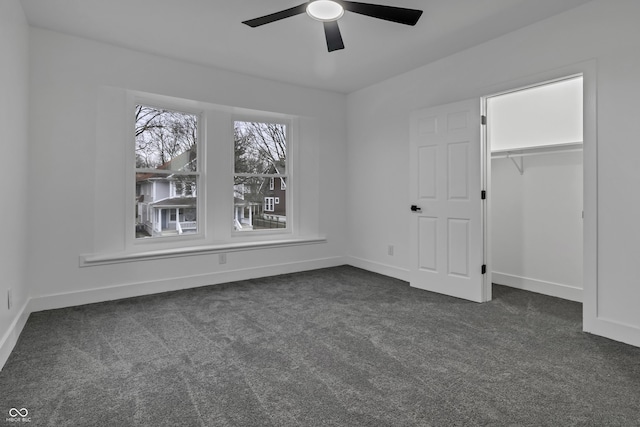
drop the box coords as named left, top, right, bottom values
left=491, top=147, right=583, bottom=302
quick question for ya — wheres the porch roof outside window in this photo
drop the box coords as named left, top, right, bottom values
left=150, top=197, right=196, bottom=209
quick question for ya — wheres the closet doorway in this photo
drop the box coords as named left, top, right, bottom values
left=485, top=75, right=584, bottom=302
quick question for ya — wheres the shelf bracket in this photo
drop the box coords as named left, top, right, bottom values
left=507, top=153, right=524, bottom=175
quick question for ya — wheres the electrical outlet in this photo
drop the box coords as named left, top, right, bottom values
left=7, top=289, right=12, bottom=310
left=218, top=253, right=227, bottom=264
left=388, top=245, right=394, bottom=256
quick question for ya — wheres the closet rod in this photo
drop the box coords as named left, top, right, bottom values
left=491, top=142, right=583, bottom=159
left=492, top=147, right=582, bottom=159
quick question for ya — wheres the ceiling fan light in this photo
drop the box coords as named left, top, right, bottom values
left=306, top=0, right=344, bottom=22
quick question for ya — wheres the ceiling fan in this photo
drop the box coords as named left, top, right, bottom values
left=242, top=0, right=423, bottom=52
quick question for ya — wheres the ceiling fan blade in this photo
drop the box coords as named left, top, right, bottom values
left=341, top=1, right=423, bottom=26
left=242, top=3, right=308, bottom=28
left=323, top=21, right=345, bottom=52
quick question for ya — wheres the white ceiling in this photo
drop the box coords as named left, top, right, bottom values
left=20, top=0, right=592, bottom=93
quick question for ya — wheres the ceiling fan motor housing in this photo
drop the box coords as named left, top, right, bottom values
left=306, top=1, right=345, bottom=22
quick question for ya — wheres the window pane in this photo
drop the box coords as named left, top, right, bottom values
left=234, top=176, right=286, bottom=232
left=234, top=121, right=286, bottom=174
left=136, top=173, right=198, bottom=239
left=135, top=105, right=198, bottom=171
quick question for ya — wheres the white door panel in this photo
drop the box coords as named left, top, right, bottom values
left=410, top=99, right=487, bottom=302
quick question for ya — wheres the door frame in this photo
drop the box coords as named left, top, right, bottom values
left=480, top=60, right=597, bottom=331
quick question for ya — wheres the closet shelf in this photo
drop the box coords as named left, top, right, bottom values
left=491, top=141, right=583, bottom=159
left=491, top=142, right=583, bottom=175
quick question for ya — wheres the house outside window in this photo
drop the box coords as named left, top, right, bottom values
left=233, top=120, right=288, bottom=232
left=134, top=104, right=200, bottom=239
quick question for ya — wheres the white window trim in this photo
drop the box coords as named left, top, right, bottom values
left=80, top=237, right=327, bottom=267
left=89, top=90, right=304, bottom=264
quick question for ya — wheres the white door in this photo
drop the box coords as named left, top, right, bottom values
left=409, top=99, right=488, bottom=302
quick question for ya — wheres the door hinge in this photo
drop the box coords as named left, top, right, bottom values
left=481, top=115, right=487, bottom=125
left=481, top=190, right=486, bottom=200
left=481, top=264, right=487, bottom=274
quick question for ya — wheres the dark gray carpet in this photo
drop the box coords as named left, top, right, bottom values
left=1, top=266, right=639, bottom=426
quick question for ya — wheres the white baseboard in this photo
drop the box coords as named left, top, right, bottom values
left=346, top=256, right=410, bottom=282
left=492, top=272, right=582, bottom=302
left=28, top=256, right=347, bottom=313
left=0, top=300, right=31, bottom=372
left=584, top=316, right=640, bottom=349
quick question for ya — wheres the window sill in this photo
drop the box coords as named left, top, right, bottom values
left=79, top=236, right=327, bottom=267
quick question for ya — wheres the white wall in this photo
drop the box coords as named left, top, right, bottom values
left=347, top=0, right=640, bottom=346
left=488, top=77, right=583, bottom=151
left=26, top=29, right=348, bottom=310
left=0, top=0, right=30, bottom=368
left=491, top=152, right=583, bottom=301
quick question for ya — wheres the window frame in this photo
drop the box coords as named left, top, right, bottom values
left=128, top=98, right=205, bottom=248
left=232, top=116, right=293, bottom=237
left=120, top=91, right=300, bottom=258
left=85, top=89, right=316, bottom=266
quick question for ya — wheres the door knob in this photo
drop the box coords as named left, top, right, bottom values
left=410, top=205, right=422, bottom=212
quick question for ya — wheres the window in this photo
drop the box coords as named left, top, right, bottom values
left=233, top=120, right=288, bottom=232
left=83, top=89, right=316, bottom=265
left=264, top=197, right=275, bottom=212
left=171, top=180, right=196, bottom=198
left=134, top=105, right=200, bottom=239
